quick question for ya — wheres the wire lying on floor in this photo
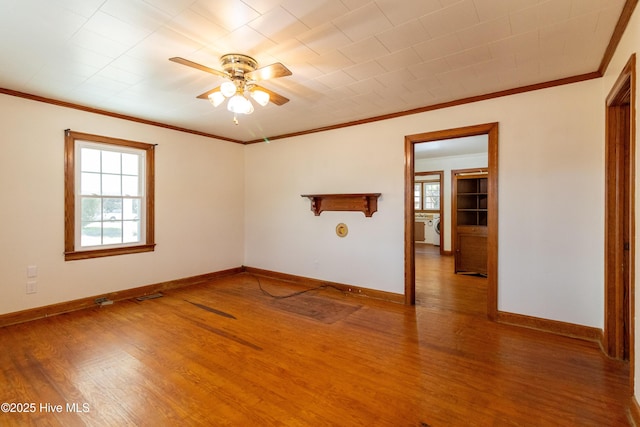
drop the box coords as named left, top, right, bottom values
left=249, top=273, right=343, bottom=299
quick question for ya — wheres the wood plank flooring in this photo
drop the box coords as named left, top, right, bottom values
left=0, top=245, right=631, bottom=426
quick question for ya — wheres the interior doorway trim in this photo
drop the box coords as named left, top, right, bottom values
left=604, top=53, right=636, bottom=362
left=404, top=122, right=499, bottom=319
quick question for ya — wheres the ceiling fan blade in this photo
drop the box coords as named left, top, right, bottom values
left=254, top=85, right=289, bottom=106
left=246, top=63, right=292, bottom=81
left=169, top=57, right=228, bottom=79
left=196, top=87, right=221, bottom=99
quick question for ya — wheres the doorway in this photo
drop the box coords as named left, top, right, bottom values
left=604, top=54, right=636, bottom=362
left=404, top=123, right=498, bottom=321
left=414, top=171, right=443, bottom=250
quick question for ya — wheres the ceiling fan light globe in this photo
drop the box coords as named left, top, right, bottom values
left=251, top=89, right=270, bottom=107
left=227, top=94, right=244, bottom=113
left=227, top=94, right=254, bottom=114
left=220, top=81, right=236, bottom=97
left=208, top=91, right=225, bottom=107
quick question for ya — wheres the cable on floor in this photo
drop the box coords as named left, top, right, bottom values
left=248, top=273, right=343, bottom=299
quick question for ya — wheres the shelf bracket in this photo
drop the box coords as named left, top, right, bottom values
left=301, top=193, right=381, bottom=217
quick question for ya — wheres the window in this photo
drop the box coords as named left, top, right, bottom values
left=64, top=130, right=155, bottom=260
left=414, top=181, right=440, bottom=212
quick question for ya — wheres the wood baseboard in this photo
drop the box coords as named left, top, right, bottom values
left=242, top=266, right=404, bottom=304
left=0, top=267, right=243, bottom=328
left=496, top=311, right=603, bottom=344
left=630, top=395, right=640, bottom=426
left=3, top=265, right=609, bottom=351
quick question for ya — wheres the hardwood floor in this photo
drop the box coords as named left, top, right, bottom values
left=0, top=247, right=632, bottom=426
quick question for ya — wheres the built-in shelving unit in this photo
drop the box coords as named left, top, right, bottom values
left=301, top=193, right=381, bottom=217
left=456, top=176, right=488, bottom=226
left=453, top=171, right=488, bottom=275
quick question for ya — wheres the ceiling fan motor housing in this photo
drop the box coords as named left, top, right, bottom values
left=220, top=54, right=258, bottom=79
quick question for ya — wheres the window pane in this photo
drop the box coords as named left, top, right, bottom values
left=81, top=197, right=101, bottom=222
left=122, top=153, right=139, bottom=175
left=122, top=176, right=140, bottom=197
left=102, top=150, right=121, bottom=174
left=81, top=148, right=101, bottom=172
left=81, top=220, right=102, bottom=247
left=103, top=221, right=123, bottom=245
left=424, top=183, right=440, bottom=210
left=123, top=220, right=140, bottom=243
left=81, top=172, right=101, bottom=195
left=123, top=198, right=140, bottom=220
left=414, top=183, right=422, bottom=209
left=103, top=198, right=122, bottom=220
left=102, top=174, right=122, bottom=196
left=79, top=198, right=142, bottom=247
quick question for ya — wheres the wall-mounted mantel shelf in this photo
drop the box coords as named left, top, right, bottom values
left=301, top=193, right=381, bottom=217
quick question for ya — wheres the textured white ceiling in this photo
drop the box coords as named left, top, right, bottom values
left=0, top=0, right=627, bottom=142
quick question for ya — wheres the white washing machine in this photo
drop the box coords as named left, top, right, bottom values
left=425, top=214, right=440, bottom=245
left=432, top=215, right=441, bottom=246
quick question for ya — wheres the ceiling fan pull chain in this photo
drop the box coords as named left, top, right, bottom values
left=233, top=113, right=239, bottom=125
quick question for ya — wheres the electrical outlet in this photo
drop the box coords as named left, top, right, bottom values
left=26, top=281, right=37, bottom=294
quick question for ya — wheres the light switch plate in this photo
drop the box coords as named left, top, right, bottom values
left=27, top=265, right=37, bottom=278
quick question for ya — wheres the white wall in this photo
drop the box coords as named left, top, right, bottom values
left=245, top=78, right=605, bottom=328
left=495, top=83, right=604, bottom=326
left=0, top=94, right=245, bottom=315
left=416, top=152, right=488, bottom=251
left=244, top=123, right=405, bottom=293
left=600, top=1, right=640, bottom=407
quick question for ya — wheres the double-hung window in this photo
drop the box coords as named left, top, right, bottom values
left=414, top=181, right=440, bottom=212
left=64, top=131, right=155, bottom=260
